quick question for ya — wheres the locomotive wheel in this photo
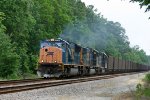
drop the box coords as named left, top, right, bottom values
left=98, top=67, right=101, bottom=74
left=86, top=67, right=90, bottom=75
left=95, top=67, right=100, bottom=74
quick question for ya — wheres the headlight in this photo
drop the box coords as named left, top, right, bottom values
left=54, top=61, right=57, bottom=63
left=42, top=60, right=43, bottom=62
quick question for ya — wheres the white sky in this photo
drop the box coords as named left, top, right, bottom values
left=81, top=0, right=150, bottom=55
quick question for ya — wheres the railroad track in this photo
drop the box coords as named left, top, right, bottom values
left=0, top=71, right=146, bottom=94
left=0, top=78, right=45, bottom=85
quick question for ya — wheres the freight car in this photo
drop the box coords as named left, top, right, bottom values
left=37, top=38, right=150, bottom=78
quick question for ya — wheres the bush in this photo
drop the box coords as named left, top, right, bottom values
left=136, top=73, right=150, bottom=99
left=144, top=73, right=150, bottom=83
left=143, top=88, right=150, bottom=97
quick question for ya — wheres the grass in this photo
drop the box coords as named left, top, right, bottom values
left=142, top=73, right=150, bottom=97
left=136, top=73, right=150, bottom=99
left=0, top=72, right=38, bottom=80
left=144, top=73, right=150, bottom=83
left=143, top=88, right=150, bottom=97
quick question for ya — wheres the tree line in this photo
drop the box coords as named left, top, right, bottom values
left=0, top=0, right=149, bottom=79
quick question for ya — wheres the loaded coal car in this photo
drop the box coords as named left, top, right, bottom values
left=37, top=38, right=108, bottom=78
left=107, top=56, right=121, bottom=73
left=137, top=64, right=149, bottom=71
left=107, top=55, right=150, bottom=73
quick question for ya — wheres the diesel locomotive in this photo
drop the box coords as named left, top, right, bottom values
left=37, top=38, right=150, bottom=78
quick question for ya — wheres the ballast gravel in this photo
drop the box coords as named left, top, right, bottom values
left=0, top=72, right=148, bottom=100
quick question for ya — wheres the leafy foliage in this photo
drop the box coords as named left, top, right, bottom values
left=135, top=73, right=150, bottom=98
left=0, top=12, right=19, bottom=78
left=145, top=73, right=150, bottom=82
left=130, top=0, right=150, bottom=12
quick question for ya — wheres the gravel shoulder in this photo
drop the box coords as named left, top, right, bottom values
left=0, top=72, right=149, bottom=100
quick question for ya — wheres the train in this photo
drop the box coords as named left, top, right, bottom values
left=37, top=38, right=150, bottom=78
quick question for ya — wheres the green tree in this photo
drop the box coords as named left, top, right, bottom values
left=62, top=1, right=149, bottom=64
left=0, top=12, right=19, bottom=78
left=130, top=0, right=150, bottom=12
left=0, top=0, right=35, bottom=77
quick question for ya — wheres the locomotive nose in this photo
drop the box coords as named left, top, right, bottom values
left=39, top=47, right=62, bottom=64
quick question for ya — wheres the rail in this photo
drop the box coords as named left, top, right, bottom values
left=0, top=71, right=146, bottom=94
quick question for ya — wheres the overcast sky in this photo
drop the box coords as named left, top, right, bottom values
left=81, top=0, right=150, bottom=55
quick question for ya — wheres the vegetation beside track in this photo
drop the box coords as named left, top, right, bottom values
left=136, top=73, right=150, bottom=99
left=0, top=73, right=38, bottom=81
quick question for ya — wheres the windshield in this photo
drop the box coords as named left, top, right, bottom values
left=40, top=41, right=63, bottom=48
